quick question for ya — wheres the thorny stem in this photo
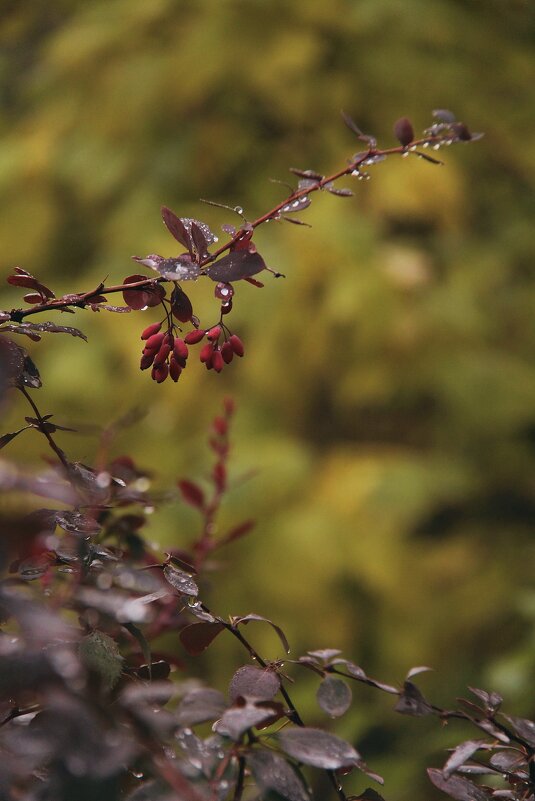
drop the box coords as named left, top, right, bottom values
left=19, top=385, right=71, bottom=474
left=3, top=135, right=447, bottom=325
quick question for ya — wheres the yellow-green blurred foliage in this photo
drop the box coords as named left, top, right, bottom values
left=1, top=1, right=535, bottom=797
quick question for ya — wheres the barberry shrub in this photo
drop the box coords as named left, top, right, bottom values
left=2, top=112, right=530, bottom=801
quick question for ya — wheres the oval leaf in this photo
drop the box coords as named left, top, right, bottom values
left=276, top=727, right=361, bottom=770
left=248, top=749, right=310, bottom=801
left=229, top=665, right=281, bottom=702
left=206, top=250, right=265, bottom=283
left=316, top=676, right=352, bottom=718
left=176, top=688, right=227, bottom=726
left=427, top=768, right=490, bottom=801
left=163, top=564, right=198, bottom=597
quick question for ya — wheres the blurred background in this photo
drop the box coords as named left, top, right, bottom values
left=1, top=0, right=535, bottom=797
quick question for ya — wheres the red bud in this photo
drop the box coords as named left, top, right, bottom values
left=229, top=334, right=244, bottom=357
left=141, top=322, right=162, bottom=340
left=184, top=329, right=206, bottom=345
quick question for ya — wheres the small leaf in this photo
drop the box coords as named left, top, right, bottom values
left=163, top=564, right=198, bottom=597
left=317, top=676, right=352, bottom=718
left=502, top=715, right=535, bottom=747
left=176, top=688, right=227, bottom=726
left=406, top=665, right=433, bottom=680
left=178, top=479, right=205, bottom=509
left=0, top=428, right=28, bottom=450
left=427, top=768, right=490, bottom=801
left=214, top=699, right=280, bottom=740
left=443, top=741, right=488, bottom=779
left=344, top=663, right=399, bottom=694
left=232, top=614, right=290, bottom=654
left=325, top=186, right=354, bottom=197
left=276, top=727, right=362, bottom=770
left=171, top=287, right=194, bottom=322
left=248, top=749, right=310, bottom=801
left=190, top=221, right=209, bottom=260
left=395, top=680, right=432, bottom=716
left=122, top=275, right=165, bottom=310
left=79, top=631, right=123, bottom=690
left=179, top=621, right=225, bottom=655
left=394, top=117, right=414, bottom=146
left=229, top=665, right=281, bottom=702
left=21, top=354, right=41, bottom=388
left=289, top=167, right=324, bottom=181
left=281, top=196, right=312, bottom=214
left=307, top=649, right=342, bottom=661
left=468, top=687, right=502, bottom=712
left=161, top=206, right=193, bottom=252
left=55, top=510, right=101, bottom=535
left=123, top=622, right=151, bottom=674
left=206, top=250, right=266, bottom=283
left=341, top=110, right=364, bottom=137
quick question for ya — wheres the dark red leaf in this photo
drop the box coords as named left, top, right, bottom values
left=122, top=275, right=165, bottom=310
left=190, top=221, right=208, bottom=260
left=178, top=479, right=205, bottom=509
left=179, top=621, right=225, bottom=656
left=443, top=741, right=488, bottom=779
left=206, top=250, right=266, bottom=283
left=214, top=699, right=279, bottom=740
left=161, top=206, right=193, bottom=252
left=395, top=680, right=432, bottom=716
left=171, top=287, right=194, bottom=323
left=276, top=727, right=362, bottom=770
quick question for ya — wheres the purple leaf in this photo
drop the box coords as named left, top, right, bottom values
left=406, top=666, right=433, bottom=680
left=229, top=665, right=281, bottom=702
left=213, top=699, right=279, bottom=740
left=290, top=168, right=324, bottom=181
left=161, top=206, right=193, bottom=252
left=1, top=322, right=87, bottom=341
left=55, top=510, right=101, bottom=535
left=443, top=740, right=488, bottom=779
left=162, top=564, right=198, bottom=597
left=345, top=663, right=399, bottom=694
left=179, top=621, right=225, bottom=656
left=428, top=768, right=491, bottom=801
left=316, top=676, right=352, bottom=718
left=248, top=749, right=310, bottom=801
left=0, top=427, right=28, bottom=450
left=190, top=221, right=209, bottom=261
left=276, top=727, right=363, bottom=771
left=395, top=680, right=432, bottom=716
left=122, top=274, right=165, bottom=310
left=206, top=250, right=266, bottom=283
left=176, top=688, right=227, bottom=726
left=502, top=715, right=535, bottom=747
left=433, top=109, right=457, bottom=123
left=468, top=687, right=502, bottom=712
left=307, top=649, right=342, bottom=662
left=280, top=196, right=312, bottom=214
left=232, top=613, right=290, bottom=654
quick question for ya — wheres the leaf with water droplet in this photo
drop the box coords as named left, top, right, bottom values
left=163, top=565, right=198, bottom=597
left=276, top=727, right=362, bottom=770
left=176, top=688, right=227, bottom=726
left=206, top=250, right=266, bottom=283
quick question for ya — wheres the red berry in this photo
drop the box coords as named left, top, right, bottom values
left=184, top=329, right=205, bottom=345
left=151, top=363, right=169, bottom=383
left=229, top=334, right=244, bottom=357
left=154, top=343, right=171, bottom=366
left=207, top=325, right=222, bottom=341
left=145, top=332, right=165, bottom=351
left=173, top=337, right=188, bottom=362
left=169, top=357, right=182, bottom=382
left=140, top=351, right=155, bottom=370
left=141, top=322, right=162, bottom=340
left=199, top=343, right=214, bottom=364
left=212, top=349, right=224, bottom=373
left=221, top=341, right=234, bottom=364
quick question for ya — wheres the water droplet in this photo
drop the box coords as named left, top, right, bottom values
left=422, top=142, right=430, bottom=148
left=433, top=143, right=441, bottom=150
left=402, top=151, right=410, bottom=158
left=132, top=771, right=144, bottom=779
left=234, top=206, right=243, bottom=215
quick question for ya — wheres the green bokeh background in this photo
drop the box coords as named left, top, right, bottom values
left=1, top=1, right=535, bottom=798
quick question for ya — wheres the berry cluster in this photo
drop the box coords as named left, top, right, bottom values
left=140, top=321, right=244, bottom=382
left=140, top=322, right=188, bottom=383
